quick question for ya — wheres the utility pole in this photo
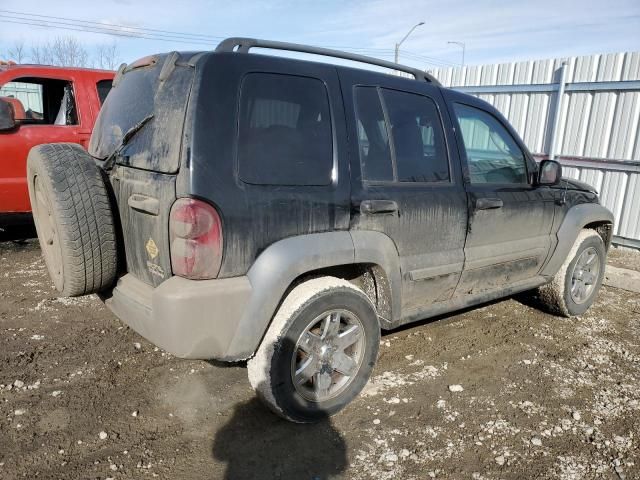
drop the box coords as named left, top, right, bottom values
left=447, top=41, right=465, bottom=67
left=394, top=21, right=425, bottom=64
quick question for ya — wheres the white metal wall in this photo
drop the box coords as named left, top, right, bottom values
left=430, top=52, right=640, bottom=247
left=0, top=81, right=43, bottom=113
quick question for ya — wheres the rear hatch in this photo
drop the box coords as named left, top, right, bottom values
left=89, top=53, right=196, bottom=287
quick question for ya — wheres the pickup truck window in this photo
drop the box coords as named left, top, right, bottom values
left=453, top=103, right=527, bottom=184
left=237, top=72, right=333, bottom=186
left=1, top=78, right=77, bottom=126
left=96, top=79, right=113, bottom=105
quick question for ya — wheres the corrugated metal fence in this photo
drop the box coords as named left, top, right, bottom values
left=0, top=82, right=43, bottom=113
left=430, top=52, right=640, bottom=248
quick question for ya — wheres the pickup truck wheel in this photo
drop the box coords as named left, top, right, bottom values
left=247, top=277, right=380, bottom=423
left=27, top=143, right=118, bottom=296
left=538, top=229, right=606, bottom=317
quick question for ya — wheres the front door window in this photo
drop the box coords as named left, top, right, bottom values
left=453, top=103, right=527, bottom=184
left=0, top=78, right=77, bottom=126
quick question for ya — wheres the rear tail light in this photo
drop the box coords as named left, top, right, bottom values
left=169, top=198, right=223, bottom=279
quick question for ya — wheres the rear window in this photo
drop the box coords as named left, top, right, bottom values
left=89, top=54, right=194, bottom=174
left=237, top=73, right=333, bottom=186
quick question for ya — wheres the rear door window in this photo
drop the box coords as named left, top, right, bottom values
left=353, top=86, right=450, bottom=183
left=354, top=87, right=393, bottom=182
left=381, top=89, right=450, bottom=183
left=237, top=73, right=333, bottom=186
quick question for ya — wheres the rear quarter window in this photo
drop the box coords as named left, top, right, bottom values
left=96, top=79, right=113, bottom=105
left=237, top=73, right=333, bottom=186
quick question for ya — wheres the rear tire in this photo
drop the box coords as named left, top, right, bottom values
left=537, top=229, right=606, bottom=317
left=247, top=277, right=380, bottom=423
left=27, top=143, right=118, bottom=296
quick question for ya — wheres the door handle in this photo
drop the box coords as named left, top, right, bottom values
left=475, top=197, right=503, bottom=210
left=360, top=200, right=399, bottom=215
left=128, top=194, right=160, bottom=215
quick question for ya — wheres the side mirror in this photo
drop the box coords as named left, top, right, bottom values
left=0, top=98, right=16, bottom=131
left=537, top=159, right=562, bottom=186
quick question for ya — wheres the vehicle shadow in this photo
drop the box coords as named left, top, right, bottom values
left=211, top=338, right=348, bottom=480
left=211, top=397, right=347, bottom=480
left=512, top=289, right=558, bottom=316
left=383, top=296, right=507, bottom=336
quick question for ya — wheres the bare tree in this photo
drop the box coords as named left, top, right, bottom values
left=27, top=36, right=122, bottom=69
left=95, top=42, right=120, bottom=70
left=51, top=37, right=89, bottom=67
left=30, top=42, right=54, bottom=65
left=8, top=40, right=28, bottom=63
left=30, top=36, right=89, bottom=67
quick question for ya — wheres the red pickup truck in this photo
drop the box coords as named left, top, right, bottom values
left=0, top=64, right=114, bottom=226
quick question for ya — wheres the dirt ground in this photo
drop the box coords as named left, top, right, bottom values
left=608, top=246, right=640, bottom=272
left=1, top=238, right=639, bottom=480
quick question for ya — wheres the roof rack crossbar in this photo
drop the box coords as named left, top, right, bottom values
left=215, top=37, right=441, bottom=86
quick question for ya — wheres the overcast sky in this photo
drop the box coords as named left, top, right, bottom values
left=0, top=0, right=639, bottom=68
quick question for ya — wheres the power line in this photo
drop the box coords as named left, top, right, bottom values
left=0, top=14, right=221, bottom=45
left=402, top=52, right=457, bottom=66
left=0, top=9, right=459, bottom=67
left=399, top=52, right=458, bottom=68
left=0, top=9, right=225, bottom=41
left=268, top=42, right=458, bottom=66
left=0, top=17, right=396, bottom=56
left=395, top=49, right=458, bottom=67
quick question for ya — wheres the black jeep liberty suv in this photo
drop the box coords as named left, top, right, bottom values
left=28, top=38, right=614, bottom=423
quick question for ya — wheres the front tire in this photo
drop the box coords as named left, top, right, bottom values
left=538, top=229, right=606, bottom=316
left=247, top=277, right=380, bottom=423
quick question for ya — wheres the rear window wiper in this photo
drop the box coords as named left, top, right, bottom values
left=102, top=114, right=154, bottom=171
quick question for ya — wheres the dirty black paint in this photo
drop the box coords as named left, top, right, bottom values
left=89, top=47, right=608, bottom=326
left=184, top=54, right=352, bottom=278
left=109, top=166, right=175, bottom=287
left=338, top=68, right=469, bottom=314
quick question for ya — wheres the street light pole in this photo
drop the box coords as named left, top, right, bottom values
left=447, top=41, right=466, bottom=67
left=394, top=21, right=425, bottom=64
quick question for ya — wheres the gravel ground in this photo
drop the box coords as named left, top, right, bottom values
left=1, top=239, right=639, bottom=480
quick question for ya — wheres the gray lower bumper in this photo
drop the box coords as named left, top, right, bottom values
left=104, top=274, right=252, bottom=359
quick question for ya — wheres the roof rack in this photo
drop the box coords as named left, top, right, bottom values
left=215, top=37, right=442, bottom=86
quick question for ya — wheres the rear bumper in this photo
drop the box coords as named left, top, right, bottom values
left=103, top=274, right=252, bottom=360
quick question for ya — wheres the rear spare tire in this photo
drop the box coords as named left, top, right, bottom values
left=27, top=143, right=118, bottom=296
